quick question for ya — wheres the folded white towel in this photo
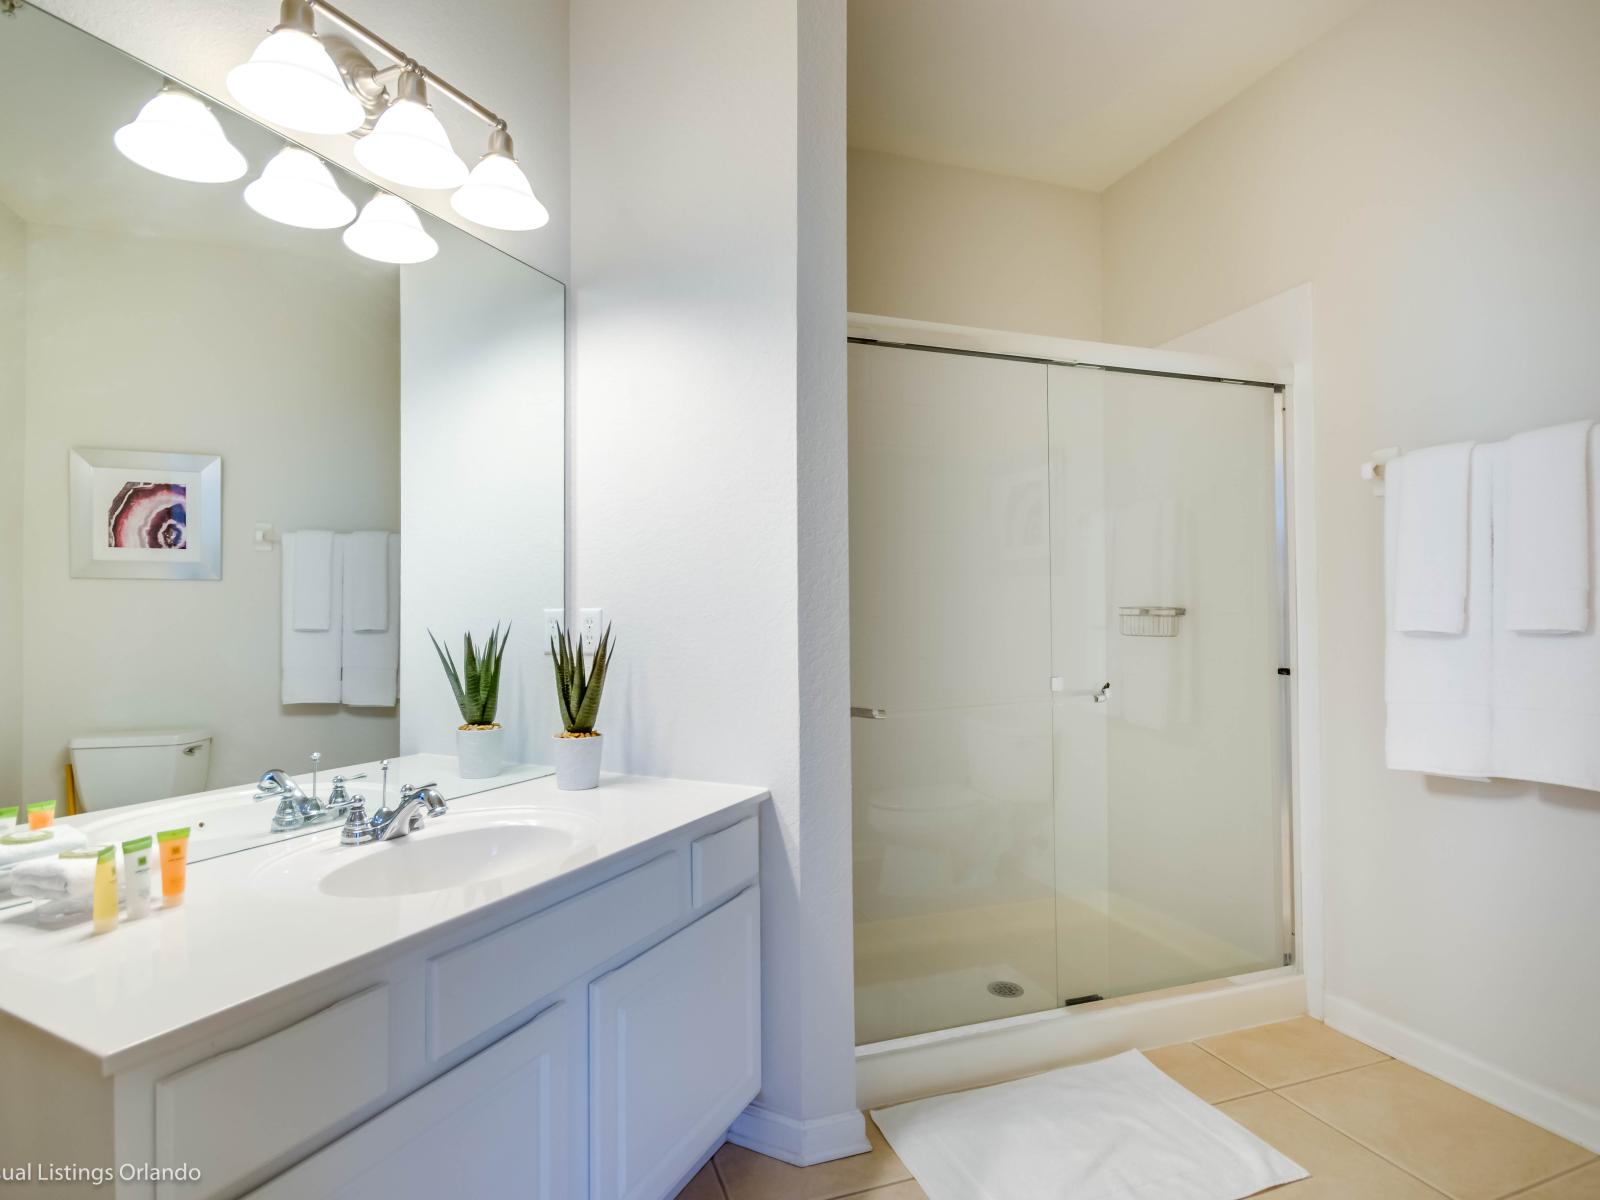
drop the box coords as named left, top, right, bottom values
left=1385, top=445, right=1496, bottom=778
left=288, top=530, right=336, bottom=632
left=344, top=531, right=391, bottom=633
left=341, top=533, right=400, bottom=707
left=1506, top=419, right=1594, bottom=633
left=1393, top=441, right=1475, bottom=633
left=0, top=823, right=87, bottom=871
left=1493, top=426, right=1600, bottom=790
left=10, top=852, right=112, bottom=901
left=283, top=533, right=344, bottom=705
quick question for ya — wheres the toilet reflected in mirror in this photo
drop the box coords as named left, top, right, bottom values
left=68, top=731, right=213, bottom=812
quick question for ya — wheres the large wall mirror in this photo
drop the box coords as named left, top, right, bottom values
left=0, top=5, right=564, bottom=874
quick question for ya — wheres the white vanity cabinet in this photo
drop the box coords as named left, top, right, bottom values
left=0, top=796, right=763, bottom=1200
left=590, top=886, right=761, bottom=1200
left=248, top=1000, right=574, bottom=1200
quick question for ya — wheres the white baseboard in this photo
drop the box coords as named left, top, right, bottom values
left=727, top=1102, right=870, bottom=1166
left=1323, top=993, right=1600, bottom=1154
left=857, top=970, right=1306, bottom=1110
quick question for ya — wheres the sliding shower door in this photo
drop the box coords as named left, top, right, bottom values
left=1047, top=365, right=1287, bottom=1005
left=849, top=340, right=1290, bottom=1046
left=850, top=343, right=1058, bottom=1044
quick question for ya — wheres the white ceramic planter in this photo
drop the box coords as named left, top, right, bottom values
left=456, top=725, right=505, bottom=779
left=554, top=732, right=603, bottom=790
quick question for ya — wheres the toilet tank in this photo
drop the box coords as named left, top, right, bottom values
left=68, top=731, right=213, bottom=811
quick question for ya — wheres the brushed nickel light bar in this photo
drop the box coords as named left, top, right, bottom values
left=226, top=0, right=548, bottom=229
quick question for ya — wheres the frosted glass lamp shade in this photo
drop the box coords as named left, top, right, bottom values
left=353, top=97, right=468, bottom=190
left=450, top=152, right=549, bottom=231
left=342, top=194, right=438, bottom=264
left=227, top=28, right=365, bottom=134
left=244, top=148, right=357, bottom=229
left=113, top=88, right=248, bottom=184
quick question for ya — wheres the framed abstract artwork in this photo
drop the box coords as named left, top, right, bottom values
left=69, top=448, right=222, bottom=580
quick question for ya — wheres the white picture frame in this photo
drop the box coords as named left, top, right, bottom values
left=69, top=447, right=223, bottom=580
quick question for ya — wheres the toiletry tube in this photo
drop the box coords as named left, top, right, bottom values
left=92, top=845, right=118, bottom=934
left=158, top=827, right=189, bottom=906
left=27, top=800, right=55, bottom=830
left=0, top=806, right=16, bottom=827
left=122, top=836, right=153, bottom=918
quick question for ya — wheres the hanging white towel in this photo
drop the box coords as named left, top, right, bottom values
left=344, top=531, right=391, bottom=633
left=1505, top=419, right=1594, bottom=633
left=341, top=533, right=400, bottom=707
left=1393, top=441, right=1474, bottom=633
left=282, top=532, right=343, bottom=705
left=1493, top=425, right=1600, bottom=790
left=289, top=530, right=336, bottom=632
left=1385, top=446, right=1495, bottom=778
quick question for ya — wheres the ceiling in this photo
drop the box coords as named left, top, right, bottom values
left=848, top=0, right=1374, bottom=192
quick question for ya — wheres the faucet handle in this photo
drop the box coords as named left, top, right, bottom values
left=271, top=796, right=304, bottom=831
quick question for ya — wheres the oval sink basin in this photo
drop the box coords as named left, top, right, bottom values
left=250, top=809, right=598, bottom=900
left=319, top=825, right=574, bottom=898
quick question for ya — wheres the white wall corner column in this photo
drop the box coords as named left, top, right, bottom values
left=728, top=0, right=863, bottom=1165
left=570, top=0, right=863, bottom=1169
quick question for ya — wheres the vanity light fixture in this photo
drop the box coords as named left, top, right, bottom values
left=226, top=0, right=366, bottom=134
left=113, top=85, right=248, bottom=184
left=243, top=147, right=357, bottom=229
left=451, top=126, right=550, bottom=232
left=229, top=0, right=548, bottom=229
left=342, top=193, right=438, bottom=264
left=352, top=67, right=468, bottom=190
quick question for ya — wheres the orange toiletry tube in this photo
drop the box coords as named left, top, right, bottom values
left=27, top=800, right=55, bottom=830
left=158, top=827, right=190, bottom=906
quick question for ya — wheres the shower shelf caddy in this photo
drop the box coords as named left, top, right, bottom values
left=1117, top=606, right=1186, bottom=637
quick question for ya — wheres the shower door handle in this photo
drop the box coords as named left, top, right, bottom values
left=850, top=706, right=887, bottom=719
left=1057, top=681, right=1112, bottom=702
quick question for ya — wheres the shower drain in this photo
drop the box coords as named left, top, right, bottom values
left=987, top=980, right=1025, bottom=999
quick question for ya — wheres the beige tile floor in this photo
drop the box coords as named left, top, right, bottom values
left=676, top=1017, right=1599, bottom=1200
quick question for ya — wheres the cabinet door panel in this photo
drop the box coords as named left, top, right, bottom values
left=155, top=986, right=390, bottom=1200
left=248, top=1001, right=571, bottom=1200
left=590, top=887, right=761, bottom=1200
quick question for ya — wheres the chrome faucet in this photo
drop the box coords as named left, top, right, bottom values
left=256, top=752, right=364, bottom=832
left=256, top=766, right=314, bottom=831
left=340, top=761, right=447, bottom=845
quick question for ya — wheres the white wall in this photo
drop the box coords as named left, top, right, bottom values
left=571, top=0, right=862, bottom=1164
left=399, top=235, right=565, bottom=764
left=0, top=203, right=23, bottom=812
left=848, top=148, right=1102, bottom=339
left=20, top=225, right=400, bottom=806
left=31, top=0, right=569, bottom=284
left=1103, top=0, right=1600, bottom=1143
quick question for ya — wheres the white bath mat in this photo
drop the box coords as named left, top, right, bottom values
left=871, top=1050, right=1307, bottom=1200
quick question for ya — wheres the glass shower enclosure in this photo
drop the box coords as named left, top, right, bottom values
left=849, top=337, right=1291, bottom=1045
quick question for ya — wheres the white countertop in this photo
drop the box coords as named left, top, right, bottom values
left=0, top=773, right=766, bottom=1073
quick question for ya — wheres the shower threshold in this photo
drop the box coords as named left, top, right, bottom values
left=855, top=965, right=1304, bottom=1110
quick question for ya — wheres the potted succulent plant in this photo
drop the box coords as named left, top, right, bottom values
left=550, top=621, right=614, bottom=790
left=429, top=624, right=511, bottom=779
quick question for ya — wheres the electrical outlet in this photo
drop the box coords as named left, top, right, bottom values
left=580, top=608, right=604, bottom=655
left=543, top=608, right=564, bottom=653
